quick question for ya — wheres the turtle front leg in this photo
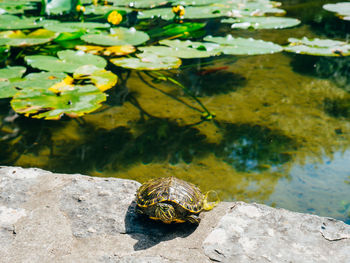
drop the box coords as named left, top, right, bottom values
left=186, top=214, right=201, bottom=224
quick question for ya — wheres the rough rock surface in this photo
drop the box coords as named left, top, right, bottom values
left=0, top=166, right=349, bottom=263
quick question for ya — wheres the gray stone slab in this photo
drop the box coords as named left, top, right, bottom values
left=203, top=202, right=350, bottom=263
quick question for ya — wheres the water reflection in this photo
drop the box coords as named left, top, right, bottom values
left=215, top=123, right=296, bottom=173
left=270, top=150, right=350, bottom=224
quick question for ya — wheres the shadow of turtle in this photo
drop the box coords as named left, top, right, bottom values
left=124, top=201, right=198, bottom=251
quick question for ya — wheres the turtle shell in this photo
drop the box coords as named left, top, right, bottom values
left=136, top=177, right=204, bottom=213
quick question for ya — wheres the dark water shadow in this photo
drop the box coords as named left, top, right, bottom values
left=215, top=123, right=298, bottom=173
left=124, top=201, right=197, bottom=250
left=179, top=67, right=247, bottom=96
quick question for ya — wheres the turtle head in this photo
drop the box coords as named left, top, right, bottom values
left=155, top=203, right=176, bottom=223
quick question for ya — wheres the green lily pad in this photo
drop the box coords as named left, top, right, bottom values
left=0, top=1, right=36, bottom=14
left=44, top=22, right=110, bottom=33
left=222, top=16, right=301, bottom=29
left=0, top=66, right=26, bottom=99
left=284, top=37, right=350, bottom=56
left=110, top=52, right=182, bottom=70
left=11, top=84, right=107, bottom=120
left=81, top=27, right=149, bottom=46
left=25, top=50, right=107, bottom=73
left=0, top=29, right=58, bottom=47
left=84, top=5, right=132, bottom=15
left=112, top=0, right=169, bottom=8
left=0, top=71, right=67, bottom=99
left=147, top=22, right=206, bottom=39
left=0, top=14, right=58, bottom=30
left=139, top=40, right=221, bottom=59
left=73, top=65, right=118, bottom=92
left=323, top=2, right=350, bottom=21
left=203, top=35, right=283, bottom=55
left=171, top=0, right=218, bottom=6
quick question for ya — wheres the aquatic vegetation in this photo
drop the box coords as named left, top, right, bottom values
left=323, top=2, right=350, bottom=21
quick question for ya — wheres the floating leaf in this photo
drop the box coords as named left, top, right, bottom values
left=171, top=0, right=218, bottom=6
left=0, top=1, right=36, bottom=14
left=204, top=35, right=283, bottom=55
left=75, top=45, right=136, bottom=56
left=323, top=2, right=350, bottom=21
left=147, top=22, right=206, bottom=39
left=81, top=27, right=149, bottom=46
left=0, top=29, right=58, bottom=47
left=0, top=71, right=67, bottom=99
left=139, top=39, right=221, bottom=59
left=284, top=37, right=350, bottom=56
left=73, top=65, right=118, bottom=92
left=0, top=66, right=26, bottom=99
left=112, top=0, right=169, bottom=8
left=222, top=16, right=301, bottom=30
left=25, top=50, right=107, bottom=73
left=44, top=22, right=110, bottom=33
left=0, top=14, right=58, bottom=30
left=110, top=52, right=182, bottom=70
left=11, top=85, right=107, bottom=120
left=84, top=5, right=132, bottom=15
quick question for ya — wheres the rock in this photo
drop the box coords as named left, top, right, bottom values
left=0, top=166, right=349, bottom=262
left=203, top=202, right=350, bottom=263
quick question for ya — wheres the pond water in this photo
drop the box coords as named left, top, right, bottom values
left=1, top=0, right=350, bottom=224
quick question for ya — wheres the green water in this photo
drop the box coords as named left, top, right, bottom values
left=1, top=0, right=350, bottom=223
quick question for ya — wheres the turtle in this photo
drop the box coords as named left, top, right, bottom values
left=136, top=176, right=218, bottom=224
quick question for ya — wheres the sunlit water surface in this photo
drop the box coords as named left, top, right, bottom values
left=0, top=0, right=349, bottom=223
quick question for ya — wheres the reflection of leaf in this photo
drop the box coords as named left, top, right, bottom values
left=75, top=45, right=136, bottom=56
left=222, top=16, right=301, bottom=30
left=45, top=0, right=73, bottom=15
left=0, top=29, right=58, bottom=47
left=11, top=85, right=107, bottom=120
left=0, top=14, right=58, bottom=30
left=25, top=50, right=107, bottom=73
left=81, top=27, right=149, bottom=46
left=110, top=52, right=181, bottom=70
left=323, top=2, right=350, bottom=21
left=73, top=65, right=118, bottom=92
left=285, top=37, right=350, bottom=57
left=204, top=35, right=283, bottom=55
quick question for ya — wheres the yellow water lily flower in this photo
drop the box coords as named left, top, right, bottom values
left=172, top=5, right=185, bottom=17
left=107, top=11, right=123, bottom=25
left=76, top=5, right=86, bottom=13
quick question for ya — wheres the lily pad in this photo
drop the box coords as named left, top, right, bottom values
left=0, top=29, right=58, bottom=47
left=25, top=50, right=107, bottom=73
left=0, top=71, right=67, bottom=99
left=222, top=16, right=301, bottom=30
left=73, top=65, right=118, bottom=92
left=11, top=84, right=107, bottom=120
left=139, top=39, right=221, bottom=58
left=323, top=2, right=350, bottom=21
left=0, top=66, right=26, bottom=99
left=110, top=52, right=182, bottom=70
left=44, top=22, right=110, bottom=33
left=0, top=1, right=36, bottom=14
left=84, top=5, right=132, bottom=15
left=81, top=27, right=149, bottom=46
left=75, top=45, right=136, bottom=56
left=284, top=37, right=350, bottom=56
left=147, top=22, right=206, bottom=39
left=112, top=0, right=169, bottom=8
left=0, top=14, right=58, bottom=30
left=204, top=35, right=283, bottom=55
